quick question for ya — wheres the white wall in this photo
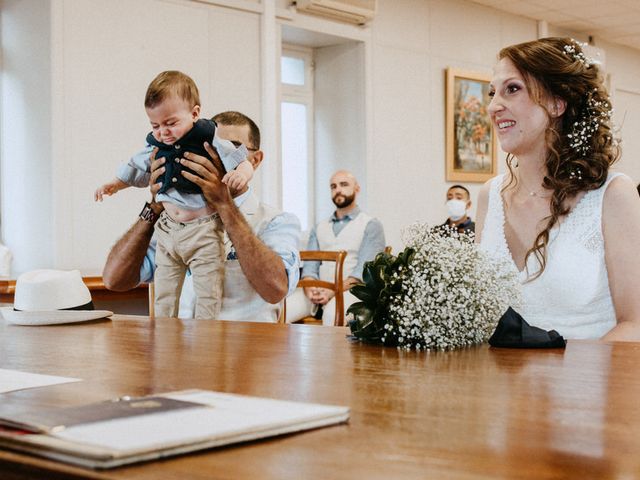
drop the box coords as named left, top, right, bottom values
left=368, top=0, right=537, bottom=249
left=1, top=0, right=640, bottom=274
left=614, top=89, right=640, bottom=182
left=314, top=41, right=366, bottom=222
left=1, top=0, right=261, bottom=274
left=607, top=44, right=640, bottom=184
left=0, top=0, right=54, bottom=273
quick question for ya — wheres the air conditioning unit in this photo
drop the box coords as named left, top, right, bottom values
left=295, top=0, right=377, bottom=25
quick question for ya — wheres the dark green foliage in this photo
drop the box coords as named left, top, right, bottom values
left=347, top=248, right=415, bottom=345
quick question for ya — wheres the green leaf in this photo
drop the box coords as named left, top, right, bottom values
left=348, top=303, right=375, bottom=334
left=346, top=301, right=368, bottom=319
left=349, top=285, right=378, bottom=304
left=346, top=247, right=417, bottom=346
left=353, top=307, right=375, bottom=330
left=361, top=262, right=379, bottom=289
left=397, top=247, right=415, bottom=267
left=373, top=264, right=387, bottom=286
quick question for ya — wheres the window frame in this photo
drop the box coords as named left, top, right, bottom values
left=280, top=44, right=315, bottom=232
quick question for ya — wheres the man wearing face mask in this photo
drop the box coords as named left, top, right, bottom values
left=440, top=185, right=475, bottom=236
left=285, top=170, right=385, bottom=325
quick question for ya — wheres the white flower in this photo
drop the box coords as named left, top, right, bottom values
left=383, top=224, right=520, bottom=351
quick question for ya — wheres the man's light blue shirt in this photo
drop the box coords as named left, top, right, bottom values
left=140, top=188, right=301, bottom=296
left=302, top=206, right=385, bottom=280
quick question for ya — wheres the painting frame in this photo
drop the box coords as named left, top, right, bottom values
left=445, top=68, right=497, bottom=183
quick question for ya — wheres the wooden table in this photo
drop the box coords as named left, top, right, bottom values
left=0, top=316, right=639, bottom=479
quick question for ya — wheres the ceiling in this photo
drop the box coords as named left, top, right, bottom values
left=467, top=0, right=640, bottom=51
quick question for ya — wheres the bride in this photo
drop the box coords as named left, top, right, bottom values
left=476, top=37, right=640, bottom=341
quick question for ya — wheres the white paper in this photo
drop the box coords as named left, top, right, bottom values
left=0, top=368, right=80, bottom=393
left=53, top=391, right=349, bottom=453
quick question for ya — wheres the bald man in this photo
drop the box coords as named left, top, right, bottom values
left=286, top=170, right=385, bottom=325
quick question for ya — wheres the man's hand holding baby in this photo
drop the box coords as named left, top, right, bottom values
left=180, top=144, right=231, bottom=208
left=148, top=148, right=166, bottom=200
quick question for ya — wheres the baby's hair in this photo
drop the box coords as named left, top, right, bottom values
left=144, top=71, right=200, bottom=109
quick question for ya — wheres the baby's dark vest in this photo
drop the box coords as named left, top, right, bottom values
left=148, top=118, right=220, bottom=195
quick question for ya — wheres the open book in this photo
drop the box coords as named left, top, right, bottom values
left=0, top=390, right=349, bottom=469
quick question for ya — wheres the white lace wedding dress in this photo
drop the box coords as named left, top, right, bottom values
left=480, top=172, right=623, bottom=339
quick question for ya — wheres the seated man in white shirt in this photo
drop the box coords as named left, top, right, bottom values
left=285, top=170, right=385, bottom=326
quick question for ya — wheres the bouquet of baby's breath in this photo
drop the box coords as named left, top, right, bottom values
left=348, top=223, right=520, bottom=350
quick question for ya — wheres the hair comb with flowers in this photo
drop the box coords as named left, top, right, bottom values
left=567, top=88, right=614, bottom=156
left=563, top=39, right=597, bottom=67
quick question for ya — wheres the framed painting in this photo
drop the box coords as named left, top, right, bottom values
left=445, top=68, right=497, bottom=183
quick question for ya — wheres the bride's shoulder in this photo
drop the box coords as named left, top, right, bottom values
left=478, top=174, right=504, bottom=206
left=475, top=176, right=501, bottom=243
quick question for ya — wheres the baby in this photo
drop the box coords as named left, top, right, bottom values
left=95, top=70, right=253, bottom=319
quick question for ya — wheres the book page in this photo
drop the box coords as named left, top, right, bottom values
left=0, top=369, right=80, bottom=394
left=52, top=391, right=349, bottom=454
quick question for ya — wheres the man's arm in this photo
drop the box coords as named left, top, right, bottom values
left=180, top=145, right=290, bottom=304
left=218, top=200, right=289, bottom=303
left=298, top=227, right=327, bottom=304
left=116, top=145, right=155, bottom=188
left=102, top=150, right=165, bottom=291
left=301, top=227, right=320, bottom=279
left=349, top=218, right=386, bottom=285
left=601, top=175, right=640, bottom=341
left=102, top=217, right=156, bottom=291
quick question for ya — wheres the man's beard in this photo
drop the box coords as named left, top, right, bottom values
left=332, top=193, right=355, bottom=208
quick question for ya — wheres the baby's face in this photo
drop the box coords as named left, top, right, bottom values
left=146, top=94, right=199, bottom=145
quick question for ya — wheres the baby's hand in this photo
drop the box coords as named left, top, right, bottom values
left=94, top=183, right=117, bottom=202
left=222, top=170, right=249, bottom=191
left=94, top=179, right=126, bottom=202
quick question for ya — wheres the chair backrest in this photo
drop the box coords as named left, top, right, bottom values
left=148, top=282, right=155, bottom=318
left=283, top=250, right=348, bottom=326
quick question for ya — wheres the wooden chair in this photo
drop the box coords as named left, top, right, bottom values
left=283, top=250, right=347, bottom=326
left=148, top=282, right=155, bottom=318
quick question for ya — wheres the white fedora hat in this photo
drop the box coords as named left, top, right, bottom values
left=0, top=269, right=113, bottom=326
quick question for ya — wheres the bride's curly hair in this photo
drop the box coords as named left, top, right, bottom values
left=499, top=37, right=620, bottom=279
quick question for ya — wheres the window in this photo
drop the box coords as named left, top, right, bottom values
left=281, top=56, right=306, bottom=86
left=280, top=45, right=314, bottom=232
